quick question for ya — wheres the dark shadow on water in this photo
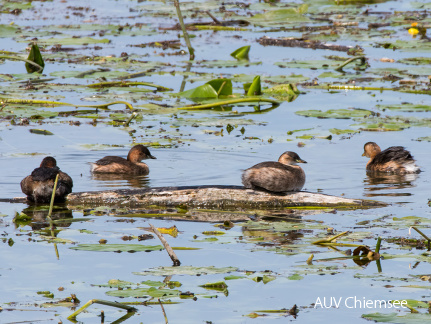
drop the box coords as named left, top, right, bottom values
left=91, top=173, right=151, bottom=188
left=363, top=172, right=419, bottom=197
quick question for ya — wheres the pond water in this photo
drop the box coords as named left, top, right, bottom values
left=1, top=0, right=431, bottom=323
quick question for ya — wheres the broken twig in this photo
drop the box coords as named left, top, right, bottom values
left=150, top=223, right=181, bottom=266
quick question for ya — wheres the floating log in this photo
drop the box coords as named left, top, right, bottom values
left=66, top=185, right=386, bottom=210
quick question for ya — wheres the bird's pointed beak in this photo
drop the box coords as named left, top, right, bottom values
left=150, top=155, right=157, bottom=159
left=297, top=159, right=307, bottom=164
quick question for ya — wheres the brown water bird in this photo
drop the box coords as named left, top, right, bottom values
left=362, top=142, right=420, bottom=174
left=21, top=156, right=73, bottom=203
left=242, top=151, right=307, bottom=192
left=90, top=144, right=156, bottom=175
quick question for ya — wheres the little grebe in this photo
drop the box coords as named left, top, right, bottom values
left=362, top=142, right=420, bottom=174
left=21, top=156, right=73, bottom=203
left=90, top=145, right=156, bottom=175
left=242, top=151, right=307, bottom=192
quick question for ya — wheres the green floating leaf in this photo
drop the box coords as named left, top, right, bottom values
left=178, top=79, right=232, bottom=99
left=354, top=122, right=409, bottom=132
left=416, top=136, right=431, bottom=142
left=399, top=57, right=431, bottom=65
left=288, top=274, right=303, bottom=280
left=230, top=45, right=250, bottom=60
left=403, top=299, right=430, bottom=308
left=247, top=76, right=261, bottom=96
left=224, top=275, right=246, bottom=280
left=106, top=279, right=134, bottom=288
left=254, top=309, right=291, bottom=313
left=29, top=129, right=53, bottom=135
left=330, top=128, right=359, bottom=135
left=106, top=287, right=180, bottom=298
left=26, top=43, right=45, bottom=73
left=248, top=5, right=310, bottom=26
left=202, top=231, right=225, bottom=235
left=199, top=281, right=228, bottom=288
left=377, top=103, right=431, bottom=112
left=264, top=83, right=300, bottom=96
left=13, top=212, right=31, bottom=223
left=0, top=24, right=19, bottom=38
left=296, top=109, right=372, bottom=119
left=252, top=275, right=276, bottom=284
left=193, top=237, right=219, bottom=242
left=37, top=291, right=54, bottom=298
left=70, top=244, right=164, bottom=252
left=362, top=312, right=430, bottom=323
left=38, top=236, right=75, bottom=244
left=296, top=134, right=314, bottom=140
left=2, top=2, right=33, bottom=10
left=134, top=266, right=238, bottom=276
left=26, top=37, right=110, bottom=45
left=207, top=79, right=233, bottom=96
left=287, top=128, right=313, bottom=135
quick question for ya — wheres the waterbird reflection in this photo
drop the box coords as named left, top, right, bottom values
left=91, top=173, right=151, bottom=188
left=18, top=205, right=73, bottom=230
left=242, top=213, right=305, bottom=246
left=363, top=172, right=419, bottom=197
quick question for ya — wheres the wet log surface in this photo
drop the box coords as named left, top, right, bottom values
left=66, top=185, right=387, bottom=210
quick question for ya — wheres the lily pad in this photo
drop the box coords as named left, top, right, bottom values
left=247, top=5, right=310, bottom=26
left=415, top=136, right=431, bottom=142
left=377, top=103, right=431, bottom=112
left=21, top=37, right=111, bottom=46
left=296, top=109, right=372, bottom=119
left=362, top=312, right=430, bottom=323
left=106, top=287, right=180, bottom=298
left=178, top=79, right=232, bottom=99
left=330, top=128, right=360, bottom=135
left=134, top=266, right=239, bottom=276
left=70, top=244, right=164, bottom=252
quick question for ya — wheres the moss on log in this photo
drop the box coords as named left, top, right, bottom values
left=66, top=185, right=386, bottom=210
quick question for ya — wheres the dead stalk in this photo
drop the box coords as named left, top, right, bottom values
left=410, top=226, right=430, bottom=241
left=159, top=298, right=169, bottom=324
left=173, top=0, right=195, bottom=60
left=149, top=223, right=181, bottom=266
left=313, top=231, right=349, bottom=244
left=375, top=237, right=381, bottom=254
left=67, top=299, right=136, bottom=320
